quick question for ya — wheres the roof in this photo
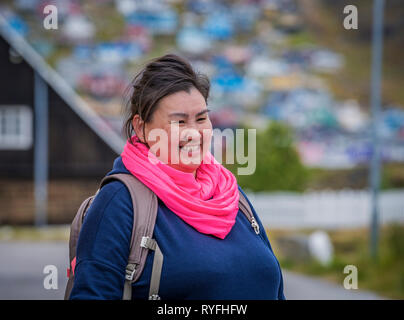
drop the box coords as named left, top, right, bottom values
left=0, top=13, right=125, bottom=155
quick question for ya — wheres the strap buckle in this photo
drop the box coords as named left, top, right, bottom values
left=125, top=263, right=137, bottom=281
left=140, top=236, right=157, bottom=251
left=251, top=217, right=260, bottom=235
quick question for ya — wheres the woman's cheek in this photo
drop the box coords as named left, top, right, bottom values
left=202, top=124, right=213, bottom=154
left=146, top=126, right=177, bottom=165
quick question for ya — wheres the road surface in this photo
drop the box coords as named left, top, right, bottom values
left=0, top=241, right=387, bottom=300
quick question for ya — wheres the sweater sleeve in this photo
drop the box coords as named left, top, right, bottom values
left=69, top=181, right=133, bottom=300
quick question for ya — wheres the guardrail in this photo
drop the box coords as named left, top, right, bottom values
left=247, top=189, right=404, bottom=229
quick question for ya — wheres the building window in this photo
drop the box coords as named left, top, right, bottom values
left=0, top=105, right=33, bottom=150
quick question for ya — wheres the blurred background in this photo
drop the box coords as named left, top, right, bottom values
left=0, top=0, right=403, bottom=300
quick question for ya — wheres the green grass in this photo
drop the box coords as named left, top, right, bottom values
left=0, top=225, right=70, bottom=242
left=286, top=30, right=317, bottom=48
left=304, top=163, right=404, bottom=191
left=267, top=224, right=404, bottom=299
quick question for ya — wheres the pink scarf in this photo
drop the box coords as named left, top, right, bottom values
left=121, top=135, right=239, bottom=239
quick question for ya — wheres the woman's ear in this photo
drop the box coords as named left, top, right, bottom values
left=132, top=114, right=146, bottom=143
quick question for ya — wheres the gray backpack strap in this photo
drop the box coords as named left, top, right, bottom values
left=100, top=173, right=161, bottom=300
left=64, top=194, right=97, bottom=300
left=140, top=236, right=164, bottom=300
left=122, top=236, right=163, bottom=300
left=238, top=190, right=260, bottom=235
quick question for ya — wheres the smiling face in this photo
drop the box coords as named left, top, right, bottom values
left=132, top=87, right=213, bottom=175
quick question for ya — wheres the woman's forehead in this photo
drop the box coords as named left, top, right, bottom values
left=157, top=88, right=207, bottom=116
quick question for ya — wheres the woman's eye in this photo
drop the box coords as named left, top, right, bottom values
left=197, top=118, right=206, bottom=122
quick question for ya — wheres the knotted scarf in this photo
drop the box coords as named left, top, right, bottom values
left=121, top=135, right=239, bottom=239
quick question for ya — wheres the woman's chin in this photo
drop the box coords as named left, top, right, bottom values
left=168, top=161, right=201, bottom=175
left=161, top=148, right=208, bottom=174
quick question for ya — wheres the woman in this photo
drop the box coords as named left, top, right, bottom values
left=70, top=54, right=285, bottom=300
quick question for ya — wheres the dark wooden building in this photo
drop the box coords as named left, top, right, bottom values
left=0, top=15, right=124, bottom=224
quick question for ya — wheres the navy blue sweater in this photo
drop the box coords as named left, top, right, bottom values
left=70, top=157, right=285, bottom=300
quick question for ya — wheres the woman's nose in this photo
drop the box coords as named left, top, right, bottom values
left=180, top=127, right=201, bottom=143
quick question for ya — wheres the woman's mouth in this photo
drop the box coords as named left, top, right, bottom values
left=179, top=143, right=202, bottom=156
left=180, top=144, right=200, bottom=152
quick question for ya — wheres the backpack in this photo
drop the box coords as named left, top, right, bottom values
left=64, top=173, right=259, bottom=300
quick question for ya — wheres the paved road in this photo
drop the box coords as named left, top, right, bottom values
left=0, top=241, right=387, bottom=300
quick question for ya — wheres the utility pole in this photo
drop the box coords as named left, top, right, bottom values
left=369, top=0, right=385, bottom=260
left=34, top=71, right=48, bottom=226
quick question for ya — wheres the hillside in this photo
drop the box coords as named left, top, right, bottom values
left=297, top=0, right=404, bottom=108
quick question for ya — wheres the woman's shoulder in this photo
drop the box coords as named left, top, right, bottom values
left=83, top=179, right=133, bottom=226
left=96, top=179, right=132, bottom=203
left=99, top=179, right=131, bottom=196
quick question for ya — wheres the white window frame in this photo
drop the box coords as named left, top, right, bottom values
left=0, top=105, right=33, bottom=150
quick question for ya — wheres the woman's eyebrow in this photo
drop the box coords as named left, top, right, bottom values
left=196, top=109, right=210, bottom=117
left=168, top=109, right=210, bottom=118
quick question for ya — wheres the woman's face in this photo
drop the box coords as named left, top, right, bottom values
left=134, top=87, right=213, bottom=175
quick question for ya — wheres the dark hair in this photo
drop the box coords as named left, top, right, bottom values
left=123, top=54, right=210, bottom=143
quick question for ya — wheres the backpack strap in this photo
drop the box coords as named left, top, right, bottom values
left=99, top=173, right=160, bottom=300
left=141, top=236, right=164, bottom=300
left=68, top=195, right=95, bottom=267
left=64, top=195, right=96, bottom=300
left=238, top=190, right=260, bottom=235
